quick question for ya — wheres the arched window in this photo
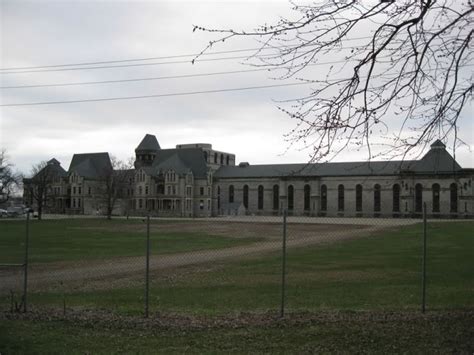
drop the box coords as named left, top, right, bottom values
left=450, top=183, right=458, bottom=213
left=304, top=184, right=311, bottom=211
left=288, top=185, right=294, bottom=211
left=393, top=184, right=400, bottom=212
left=226, top=155, right=230, bottom=165
left=374, top=184, right=381, bottom=212
left=220, top=154, right=224, bottom=164
left=243, top=185, right=249, bottom=208
left=217, top=186, right=221, bottom=210
left=356, top=184, right=363, bottom=212
left=432, top=183, right=440, bottom=212
left=273, top=185, right=279, bottom=210
left=229, top=185, right=234, bottom=203
left=338, top=184, right=344, bottom=211
left=415, top=183, right=423, bottom=212
left=321, top=185, right=327, bottom=211
left=258, top=185, right=264, bottom=210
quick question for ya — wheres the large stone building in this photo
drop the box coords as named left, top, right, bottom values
left=24, top=134, right=473, bottom=218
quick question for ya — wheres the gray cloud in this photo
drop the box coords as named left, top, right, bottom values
left=1, top=0, right=472, bottom=175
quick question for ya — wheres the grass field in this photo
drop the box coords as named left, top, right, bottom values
left=1, top=219, right=472, bottom=353
left=1, top=220, right=472, bottom=314
left=1, top=311, right=472, bottom=354
left=0, top=218, right=264, bottom=263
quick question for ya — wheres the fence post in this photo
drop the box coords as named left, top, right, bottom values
left=280, top=209, right=288, bottom=318
left=23, top=213, right=30, bottom=313
left=145, top=215, right=150, bottom=318
left=422, top=202, right=427, bottom=313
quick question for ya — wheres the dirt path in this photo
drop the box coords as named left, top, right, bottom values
left=0, top=224, right=384, bottom=292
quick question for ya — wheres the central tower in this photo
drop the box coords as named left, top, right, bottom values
left=134, top=134, right=160, bottom=169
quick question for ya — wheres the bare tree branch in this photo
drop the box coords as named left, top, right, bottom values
left=0, top=149, right=21, bottom=205
left=195, top=0, right=473, bottom=162
left=97, top=156, right=134, bottom=220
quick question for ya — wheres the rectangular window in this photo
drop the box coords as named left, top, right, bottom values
left=200, top=187, right=204, bottom=196
left=88, top=187, right=91, bottom=195
left=73, top=187, right=76, bottom=194
left=78, top=187, right=82, bottom=195
left=200, top=200, right=204, bottom=210
left=145, top=186, right=149, bottom=195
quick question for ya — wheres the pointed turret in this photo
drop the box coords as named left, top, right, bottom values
left=135, top=134, right=160, bottom=168
left=430, top=139, right=446, bottom=149
left=416, top=139, right=461, bottom=173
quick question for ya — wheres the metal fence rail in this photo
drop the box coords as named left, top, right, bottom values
left=0, top=207, right=471, bottom=318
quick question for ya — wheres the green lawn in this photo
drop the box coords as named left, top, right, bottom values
left=1, top=311, right=472, bottom=354
left=0, top=219, right=261, bottom=263
left=1, top=221, right=473, bottom=353
left=11, top=221, right=474, bottom=315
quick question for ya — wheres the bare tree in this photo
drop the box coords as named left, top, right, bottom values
left=0, top=149, right=21, bottom=206
left=194, top=0, right=473, bottom=161
left=26, top=161, right=57, bottom=220
left=98, top=156, right=134, bottom=220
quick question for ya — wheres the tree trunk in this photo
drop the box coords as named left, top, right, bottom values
left=37, top=202, right=43, bottom=221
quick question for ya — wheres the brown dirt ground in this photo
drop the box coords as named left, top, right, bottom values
left=1, top=221, right=383, bottom=293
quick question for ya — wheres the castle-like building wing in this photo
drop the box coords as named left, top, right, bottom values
left=23, top=135, right=473, bottom=218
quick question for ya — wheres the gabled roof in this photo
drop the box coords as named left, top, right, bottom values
left=155, top=153, right=190, bottom=175
left=68, top=152, right=112, bottom=179
left=152, top=148, right=207, bottom=178
left=135, top=134, right=160, bottom=152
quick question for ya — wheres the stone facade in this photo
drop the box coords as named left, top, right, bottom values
left=24, top=135, right=474, bottom=218
left=214, top=174, right=473, bottom=218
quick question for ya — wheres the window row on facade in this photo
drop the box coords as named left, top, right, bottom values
left=203, top=151, right=231, bottom=165
left=218, top=182, right=461, bottom=214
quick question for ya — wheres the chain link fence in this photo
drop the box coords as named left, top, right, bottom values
left=1, top=206, right=472, bottom=318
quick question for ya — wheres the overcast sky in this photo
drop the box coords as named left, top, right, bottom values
left=1, top=0, right=472, bottom=175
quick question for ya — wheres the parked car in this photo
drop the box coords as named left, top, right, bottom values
left=0, top=209, right=8, bottom=218
left=6, top=207, right=25, bottom=218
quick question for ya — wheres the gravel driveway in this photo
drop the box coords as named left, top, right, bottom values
left=0, top=222, right=388, bottom=292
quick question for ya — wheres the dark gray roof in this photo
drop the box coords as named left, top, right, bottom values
left=135, top=134, right=160, bottom=152
left=155, top=154, right=190, bottom=175
left=31, top=158, right=67, bottom=180
left=215, top=161, right=417, bottom=178
left=215, top=143, right=464, bottom=179
left=414, top=146, right=461, bottom=173
left=69, top=152, right=112, bottom=179
left=47, top=158, right=61, bottom=166
left=430, top=139, right=446, bottom=149
left=144, top=148, right=208, bottom=178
